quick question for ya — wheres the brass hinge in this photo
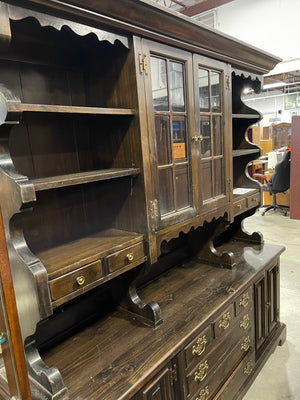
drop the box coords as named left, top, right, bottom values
left=139, top=53, right=148, bottom=75
left=170, top=363, right=178, bottom=384
left=226, top=74, right=231, bottom=91
left=150, top=199, right=159, bottom=231
left=227, top=177, right=232, bottom=193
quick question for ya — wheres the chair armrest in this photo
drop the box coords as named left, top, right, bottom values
left=253, top=173, right=268, bottom=183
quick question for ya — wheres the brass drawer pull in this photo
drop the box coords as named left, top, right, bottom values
left=241, top=336, right=251, bottom=352
left=239, top=293, right=250, bottom=308
left=194, top=361, right=209, bottom=383
left=192, top=335, right=207, bottom=357
left=240, top=314, right=250, bottom=330
left=126, top=253, right=134, bottom=262
left=196, top=386, right=209, bottom=400
left=76, top=276, right=85, bottom=286
left=243, top=360, right=253, bottom=375
left=218, top=312, right=231, bottom=330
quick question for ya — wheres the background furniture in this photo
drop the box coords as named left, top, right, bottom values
left=254, top=150, right=291, bottom=216
left=0, top=1, right=286, bottom=399
left=270, top=122, right=291, bottom=149
left=263, top=171, right=290, bottom=208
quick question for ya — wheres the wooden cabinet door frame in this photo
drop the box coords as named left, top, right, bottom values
left=141, top=39, right=199, bottom=232
left=193, top=55, right=231, bottom=214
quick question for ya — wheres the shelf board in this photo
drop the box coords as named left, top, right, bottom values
left=37, top=228, right=144, bottom=280
left=8, top=103, right=136, bottom=116
left=232, top=113, right=260, bottom=119
left=233, top=187, right=259, bottom=199
left=32, top=168, right=140, bottom=191
left=232, top=149, right=260, bottom=157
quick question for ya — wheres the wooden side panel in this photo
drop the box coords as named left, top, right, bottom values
left=290, top=116, right=300, bottom=219
left=0, top=207, right=32, bottom=399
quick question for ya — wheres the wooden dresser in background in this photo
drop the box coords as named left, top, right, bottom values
left=0, top=1, right=286, bottom=399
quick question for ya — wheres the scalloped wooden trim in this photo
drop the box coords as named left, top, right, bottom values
left=8, top=3, right=129, bottom=48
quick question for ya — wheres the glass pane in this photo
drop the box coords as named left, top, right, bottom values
left=155, top=115, right=172, bottom=165
left=214, top=158, right=224, bottom=196
left=150, top=57, right=169, bottom=111
left=281, top=127, right=287, bottom=147
left=200, top=116, right=211, bottom=157
left=173, top=117, right=187, bottom=161
left=198, top=68, right=209, bottom=112
left=213, top=116, right=223, bottom=156
left=202, top=160, right=213, bottom=201
left=211, top=71, right=221, bottom=112
left=159, top=168, right=174, bottom=215
left=274, top=128, right=279, bottom=148
left=288, top=127, right=291, bottom=147
left=175, top=165, right=190, bottom=209
left=170, top=61, right=185, bottom=112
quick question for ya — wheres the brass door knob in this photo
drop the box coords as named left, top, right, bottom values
left=126, top=253, right=134, bottom=262
left=76, top=276, right=85, bottom=286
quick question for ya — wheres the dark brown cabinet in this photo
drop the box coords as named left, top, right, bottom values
left=0, top=1, right=286, bottom=400
left=254, top=263, right=280, bottom=354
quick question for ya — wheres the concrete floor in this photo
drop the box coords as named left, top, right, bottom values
left=242, top=209, right=300, bottom=400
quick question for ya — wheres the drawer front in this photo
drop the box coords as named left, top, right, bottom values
left=247, top=193, right=260, bottom=209
left=213, top=353, right=255, bottom=400
left=233, top=199, right=247, bottom=216
left=185, top=315, right=252, bottom=398
left=50, top=260, right=103, bottom=300
left=184, top=325, right=212, bottom=371
left=106, top=242, right=145, bottom=273
left=214, top=304, right=235, bottom=340
left=235, top=287, right=253, bottom=316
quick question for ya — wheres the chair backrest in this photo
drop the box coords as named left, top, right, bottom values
left=269, top=150, right=291, bottom=194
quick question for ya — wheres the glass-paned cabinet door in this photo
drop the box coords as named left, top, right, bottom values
left=194, top=55, right=230, bottom=211
left=143, top=41, right=198, bottom=230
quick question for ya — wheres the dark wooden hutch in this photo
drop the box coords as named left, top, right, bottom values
left=0, top=1, right=286, bottom=399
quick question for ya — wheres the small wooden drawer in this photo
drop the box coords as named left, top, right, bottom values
left=235, top=287, right=253, bottom=316
left=214, top=304, right=234, bottom=339
left=247, top=193, right=260, bottom=209
left=49, top=260, right=103, bottom=301
left=106, top=242, right=145, bottom=273
left=233, top=198, right=247, bottom=215
left=184, top=325, right=212, bottom=371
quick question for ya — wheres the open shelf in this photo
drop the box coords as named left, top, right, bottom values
left=32, top=168, right=140, bottom=191
left=232, top=149, right=260, bottom=157
left=233, top=187, right=259, bottom=199
left=7, top=103, right=136, bottom=116
left=37, top=228, right=144, bottom=279
left=232, top=113, right=260, bottom=119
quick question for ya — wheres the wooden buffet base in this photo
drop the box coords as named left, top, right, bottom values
left=38, top=241, right=286, bottom=400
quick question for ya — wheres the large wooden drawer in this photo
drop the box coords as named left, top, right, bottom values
left=106, top=242, right=145, bottom=273
left=49, top=259, right=103, bottom=301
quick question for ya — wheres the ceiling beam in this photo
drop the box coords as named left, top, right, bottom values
left=181, top=0, right=235, bottom=17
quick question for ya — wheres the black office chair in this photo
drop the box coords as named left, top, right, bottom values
left=253, top=150, right=291, bottom=216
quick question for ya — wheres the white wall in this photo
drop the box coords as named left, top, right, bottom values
left=216, top=0, right=300, bottom=61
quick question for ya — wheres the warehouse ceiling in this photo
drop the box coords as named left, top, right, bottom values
left=153, top=0, right=235, bottom=16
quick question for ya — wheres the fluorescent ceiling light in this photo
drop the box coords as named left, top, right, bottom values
left=263, top=81, right=285, bottom=90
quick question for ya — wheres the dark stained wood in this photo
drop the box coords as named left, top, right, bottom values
left=37, top=228, right=144, bottom=279
left=291, top=116, right=300, bottom=219
left=32, top=168, right=140, bottom=191
left=41, top=242, right=284, bottom=400
left=5, top=0, right=280, bottom=73
left=8, top=102, right=136, bottom=115
left=0, top=208, right=32, bottom=399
